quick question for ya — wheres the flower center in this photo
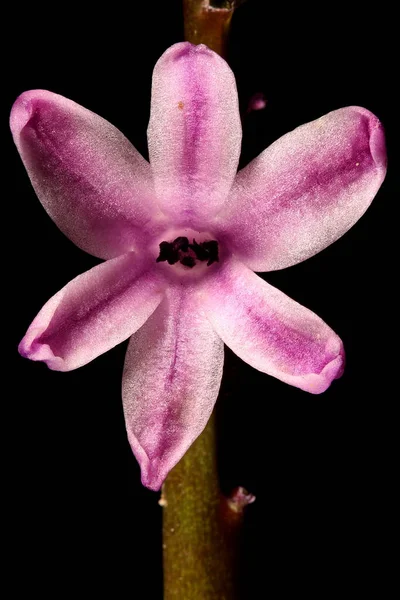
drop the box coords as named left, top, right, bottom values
left=155, top=235, right=219, bottom=269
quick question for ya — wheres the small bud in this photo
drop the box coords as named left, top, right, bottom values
left=227, top=486, right=256, bottom=513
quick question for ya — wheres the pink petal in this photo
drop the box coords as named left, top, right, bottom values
left=19, top=254, right=165, bottom=371
left=199, top=258, right=344, bottom=394
left=217, top=107, right=386, bottom=271
left=122, top=287, right=224, bottom=491
left=147, top=42, right=242, bottom=227
left=10, top=90, right=159, bottom=260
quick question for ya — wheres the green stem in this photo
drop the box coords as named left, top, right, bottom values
left=162, top=414, right=234, bottom=599
left=162, top=409, right=254, bottom=598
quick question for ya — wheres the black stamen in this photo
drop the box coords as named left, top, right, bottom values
left=172, top=236, right=189, bottom=252
left=156, top=241, right=172, bottom=262
left=156, top=236, right=219, bottom=268
left=181, top=256, right=196, bottom=268
left=156, top=240, right=180, bottom=264
left=202, top=240, right=219, bottom=266
left=189, top=239, right=209, bottom=261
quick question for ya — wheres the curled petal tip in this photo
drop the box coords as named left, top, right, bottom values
left=10, top=92, right=33, bottom=136
left=303, top=340, right=345, bottom=395
left=126, top=430, right=166, bottom=492
left=18, top=329, right=64, bottom=371
left=334, top=343, right=346, bottom=379
left=132, top=435, right=186, bottom=492
left=369, top=119, right=387, bottom=170
left=10, top=90, right=49, bottom=137
left=141, top=468, right=165, bottom=493
left=162, top=41, right=214, bottom=62
left=18, top=336, right=32, bottom=360
left=349, top=106, right=386, bottom=172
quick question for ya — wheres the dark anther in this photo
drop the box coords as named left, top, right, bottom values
left=190, top=239, right=219, bottom=265
left=172, top=237, right=189, bottom=252
left=156, top=237, right=190, bottom=265
left=156, top=236, right=219, bottom=268
left=181, top=256, right=196, bottom=268
left=202, top=240, right=219, bottom=266
left=189, top=239, right=209, bottom=261
left=156, top=241, right=173, bottom=263
left=156, top=240, right=178, bottom=264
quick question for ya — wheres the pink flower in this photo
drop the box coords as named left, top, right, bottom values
left=11, top=43, right=386, bottom=491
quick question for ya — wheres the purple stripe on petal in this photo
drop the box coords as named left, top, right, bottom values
left=199, top=258, right=344, bottom=394
left=18, top=253, right=166, bottom=371
left=147, top=43, right=242, bottom=227
left=10, top=90, right=160, bottom=259
left=122, top=285, right=224, bottom=491
left=217, top=107, right=386, bottom=271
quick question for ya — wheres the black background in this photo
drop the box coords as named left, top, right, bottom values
left=6, top=1, right=397, bottom=597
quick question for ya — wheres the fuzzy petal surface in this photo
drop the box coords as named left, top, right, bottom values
left=122, top=286, right=224, bottom=491
left=147, top=42, right=242, bottom=226
left=19, top=254, right=165, bottom=371
left=217, top=107, right=386, bottom=271
left=199, top=259, right=344, bottom=394
left=10, top=90, right=158, bottom=259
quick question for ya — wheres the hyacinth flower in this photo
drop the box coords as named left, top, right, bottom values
left=11, top=43, right=386, bottom=492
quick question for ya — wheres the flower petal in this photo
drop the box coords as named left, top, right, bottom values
left=19, top=254, right=165, bottom=371
left=199, top=258, right=344, bottom=394
left=217, top=107, right=386, bottom=271
left=122, top=286, right=224, bottom=491
left=10, top=90, right=158, bottom=259
left=147, top=42, right=242, bottom=226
